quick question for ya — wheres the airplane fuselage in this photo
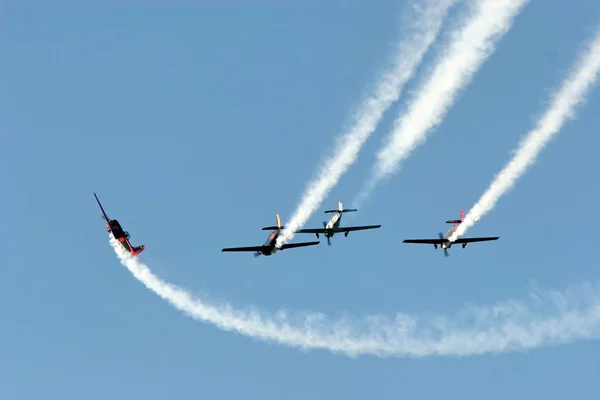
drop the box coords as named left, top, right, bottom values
left=108, top=219, right=128, bottom=239
left=323, top=213, right=342, bottom=237
left=313, top=212, right=354, bottom=239
left=440, top=228, right=453, bottom=248
left=434, top=227, right=467, bottom=249
left=107, top=218, right=135, bottom=252
left=258, top=230, right=280, bottom=256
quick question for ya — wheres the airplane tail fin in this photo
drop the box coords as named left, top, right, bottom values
left=261, top=214, right=285, bottom=230
left=324, top=200, right=358, bottom=213
left=445, top=208, right=465, bottom=224
left=131, top=245, right=146, bottom=256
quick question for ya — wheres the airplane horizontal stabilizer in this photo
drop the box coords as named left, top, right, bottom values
left=132, top=245, right=146, bottom=255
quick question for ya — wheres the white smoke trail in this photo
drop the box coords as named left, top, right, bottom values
left=275, top=0, right=457, bottom=247
left=451, top=26, right=600, bottom=241
left=353, top=0, right=528, bottom=207
left=111, top=238, right=600, bottom=358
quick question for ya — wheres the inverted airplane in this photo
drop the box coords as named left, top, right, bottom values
left=221, top=214, right=320, bottom=257
left=403, top=208, right=498, bottom=256
left=295, top=201, right=381, bottom=245
left=94, top=193, right=146, bottom=256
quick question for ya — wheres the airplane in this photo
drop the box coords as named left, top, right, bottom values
left=402, top=208, right=498, bottom=256
left=294, top=201, right=382, bottom=245
left=94, top=193, right=146, bottom=256
left=221, top=214, right=320, bottom=257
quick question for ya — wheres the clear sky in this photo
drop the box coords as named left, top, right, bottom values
left=2, top=1, right=600, bottom=399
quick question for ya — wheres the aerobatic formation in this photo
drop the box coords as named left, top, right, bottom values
left=94, top=194, right=498, bottom=258
left=96, top=1, right=600, bottom=359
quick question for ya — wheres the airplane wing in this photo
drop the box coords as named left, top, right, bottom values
left=403, top=237, right=499, bottom=244
left=295, top=228, right=328, bottom=234
left=222, top=245, right=270, bottom=253
left=94, top=193, right=110, bottom=223
left=296, top=225, right=381, bottom=234
left=331, top=225, right=381, bottom=232
left=280, top=241, right=320, bottom=250
left=451, top=237, right=499, bottom=244
left=403, top=239, right=445, bottom=244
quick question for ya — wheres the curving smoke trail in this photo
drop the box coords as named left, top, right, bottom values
left=451, top=26, right=600, bottom=241
left=112, top=238, right=600, bottom=358
left=353, top=0, right=528, bottom=207
left=275, top=0, right=457, bottom=247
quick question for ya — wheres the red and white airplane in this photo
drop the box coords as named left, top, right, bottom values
left=403, top=208, right=498, bottom=257
left=94, top=193, right=146, bottom=256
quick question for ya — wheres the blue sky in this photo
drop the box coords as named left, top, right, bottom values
left=2, top=1, right=600, bottom=398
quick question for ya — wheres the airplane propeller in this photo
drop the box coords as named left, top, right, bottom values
left=438, top=232, right=449, bottom=257
left=323, top=221, right=331, bottom=246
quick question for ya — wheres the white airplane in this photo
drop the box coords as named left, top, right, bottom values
left=403, top=208, right=498, bottom=257
left=295, top=201, right=381, bottom=245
